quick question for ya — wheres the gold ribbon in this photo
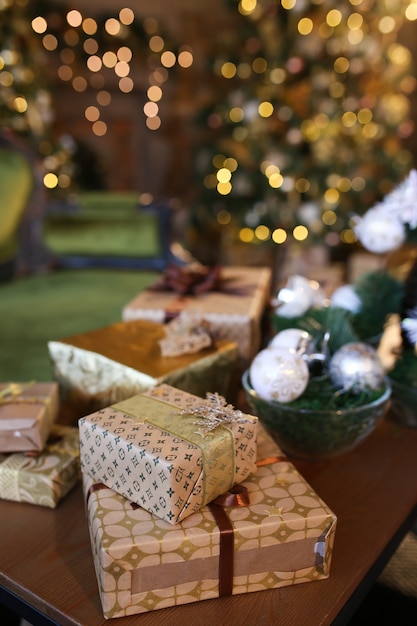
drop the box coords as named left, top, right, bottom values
left=112, top=394, right=236, bottom=507
left=0, top=382, right=49, bottom=409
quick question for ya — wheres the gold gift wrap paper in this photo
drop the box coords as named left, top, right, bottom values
left=122, top=266, right=272, bottom=367
left=0, top=382, right=59, bottom=452
left=79, top=384, right=258, bottom=524
left=82, top=424, right=337, bottom=619
left=0, top=424, right=81, bottom=507
left=48, top=320, right=238, bottom=416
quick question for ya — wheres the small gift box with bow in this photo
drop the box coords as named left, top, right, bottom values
left=79, top=383, right=258, bottom=524
left=122, top=264, right=273, bottom=369
left=0, top=424, right=81, bottom=507
left=0, top=382, right=59, bottom=453
left=82, top=423, right=337, bottom=618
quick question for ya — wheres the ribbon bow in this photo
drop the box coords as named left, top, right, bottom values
left=149, top=263, right=223, bottom=296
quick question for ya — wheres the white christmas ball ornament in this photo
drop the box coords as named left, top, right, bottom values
left=249, top=347, right=309, bottom=403
left=329, top=342, right=385, bottom=391
left=331, top=284, right=362, bottom=313
left=273, top=274, right=316, bottom=318
left=269, top=328, right=314, bottom=352
left=353, top=207, right=405, bottom=254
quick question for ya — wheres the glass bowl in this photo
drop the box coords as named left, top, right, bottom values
left=242, top=370, right=392, bottom=461
left=388, top=377, right=417, bottom=427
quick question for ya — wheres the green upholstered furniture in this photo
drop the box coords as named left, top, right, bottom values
left=0, top=137, right=178, bottom=384
left=0, top=268, right=161, bottom=382
left=42, top=192, right=172, bottom=271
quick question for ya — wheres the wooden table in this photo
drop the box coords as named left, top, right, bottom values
left=1, top=412, right=417, bottom=626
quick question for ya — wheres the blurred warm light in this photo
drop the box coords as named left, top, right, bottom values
left=57, top=65, right=73, bottom=81
left=146, top=116, right=161, bottom=130
left=83, top=38, right=98, bottom=55
left=118, top=46, right=132, bottom=62
left=87, top=55, right=102, bottom=72
left=149, top=36, right=164, bottom=53
left=272, top=228, right=287, bottom=244
left=217, top=168, right=232, bottom=183
left=82, top=18, right=97, bottom=35
left=239, top=227, right=255, bottom=242
left=14, top=97, right=27, bottom=113
left=32, top=17, right=47, bottom=34
left=326, top=9, right=342, bottom=27
left=42, top=34, right=58, bottom=51
left=221, top=62, right=237, bottom=78
left=97, top=90, right=111, bottom=106
left=322, top=210, right=337, bottom=225
left=44, top=172, right=59, bottom=188
left=178, top=50, right=193, bottom=68
left=298, top=18, right=313, bottom=35
left=105, top=18, right=121, bottom=36
left=293, top=225, right=308, bottom=241
left=161, top=51, right=176, bottom=67
left=66, top=10, right=82, bottom=28
left=115, top=61, right=130, bottom=77
left=103, top=51, right=117, bottom=68
left=148, top=85, right=162, bottom=101
left=72, top=76, right=87, bottom=91
left=255, top=225, right=270, bottom=241
left=259, top=101, right=273, bottom=117
left=120, top=8, right=135, bottom=25
left=217, top=210, right=231, bottom=225
left=144, top=101, right=159, bottom=117
left=217, top=181, right=232, bottom=194
left=85, top=106, right=100, bottom=122
left=92, top=120, right=107, bottom=136
left=119, top=77, right=134, bottom=92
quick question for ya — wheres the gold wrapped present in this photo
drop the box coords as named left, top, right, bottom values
left=0, top=424, right=81, bottom=507
left=79, top=383, right=258, bottom=524
left=0, top=382, right=59, bottom=452
left=122, top=265, right=272, bottom=368
left=82, top=423, right=337, bottom=619
left=48, top=319, right=239, bottom=417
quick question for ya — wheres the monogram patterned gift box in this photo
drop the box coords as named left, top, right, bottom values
left=82, top=423, right=337, bottom=619
left=0, top=382, right=59, bottom=453
left=0, top=424, right=81, bottom=507
left=79, top=384, right=258, bottom=524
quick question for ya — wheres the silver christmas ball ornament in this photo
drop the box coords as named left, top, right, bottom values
left=329, top=342, right=385, bottom=391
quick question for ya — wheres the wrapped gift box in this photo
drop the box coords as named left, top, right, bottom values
left=0, top=382, right=59, bottom=453
left=79, top=383, right=258, bottom=524
left=82, top=424, right=337, bottom=619
left=48, top=319, right=239, bottom=417
left=0, top=424, right=81, bottom=507
left=122, top=266, right=272, bottom=368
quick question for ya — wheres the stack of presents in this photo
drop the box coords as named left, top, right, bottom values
left=0, top=264, right=337, bottom=618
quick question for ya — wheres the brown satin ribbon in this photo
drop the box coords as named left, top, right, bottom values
left=147, top=264, right=254, bottom=322
left=208, top=483, right=249, bottom=597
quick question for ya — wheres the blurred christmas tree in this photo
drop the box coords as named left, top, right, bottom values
left=187, top=0, right=416, bottom=261
left=0, top=1, right=183, bottom=197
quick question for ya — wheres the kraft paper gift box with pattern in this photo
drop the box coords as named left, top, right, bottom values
left=79, top=383, right=258, bottom=524
left=0, top=424, right=81, bottom=507
left=82, top=423, right=337, bottom=619
left=0, top=382, right=59, bottom=453
left=48, top=319, right=238, bottom=417
left=121, top=265, right=272, bottom=369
